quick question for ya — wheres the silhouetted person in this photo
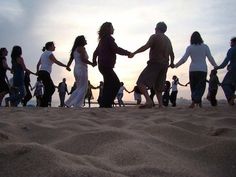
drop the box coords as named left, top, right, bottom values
left=129, top=22, right=174, bottom=108
left=206, top=70, right=220, bottom=106
left=58, top=78, right=69, bottom=107
left=215, top=37, right=236, bottom=105
left=22, top=71, right=32, bottom=106
left=162, top=81, right=171, bottom=107
left=175, top=31, right=217, bottom=108
left=93, top=22, right=131, bottom=108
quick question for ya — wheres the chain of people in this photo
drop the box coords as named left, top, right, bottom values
left=0, top=22, right=235, bottom=108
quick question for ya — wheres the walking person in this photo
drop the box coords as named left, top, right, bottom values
left=162, top=80, right=171, bottom=107
left=11, top=45, right=35, bottom=106
left=116, top=82, right=129, bottom=107
left=22, top=71, right=33, bottom=106
left=65, top=35, right=94, bottom=107
left=37, top=42, right=68, bottom=107
left=92, top=22, right=131, bottom=108
left=84, top=80, right=97, bottom=108
left=129, top=85, right=142, bottom=105
left=169, top=75, right=186, bottom=107
left=129, top=22, right=175, bottom=108
left=0, top=48, right=11, bottom=106
left=206, top=69, right=220, bottom=106
left=57, top=78, right=69, bottom=107
left=32, top=77, right=44, bottom=107
left=215, top=37, right=236, bottom=105
left=175, top=31, right=218, bottom=108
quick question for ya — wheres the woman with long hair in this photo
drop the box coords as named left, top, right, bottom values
left=65, top=35, right=94, bottom=107
left=92, top=22, right=131, bottom=108
left=11, top=45, right=35, bottom=106
left=175, top=31, right=218, bottom=108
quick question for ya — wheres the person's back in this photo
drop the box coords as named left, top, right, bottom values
left=148, top=33, right=173, bottom=65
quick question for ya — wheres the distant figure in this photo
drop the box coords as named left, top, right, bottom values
left=11, top=46, right=35, bottom=106
left=116, top=82, right=129, bottom=107
left=69, top=81, right=77, bottom=94
left=162, top=80, right=171, bottom=107
left=0, top=48, right=11, bottom=106
left=57, top=78, right=69, bottom=107
left=92, top=22, right=131, bottom=108
left=22, top=71, right=33, bottom=106
left=97, top=81, right=104, bottom=105
left=215, top=37, right=236, bottom=105
left=175, top=31, right=217, bottom=108
left=5, top=77, right=19, bottom=107
left=65, top=35, right=94, bottom=107
left=37, top=41, right=68, bottom=107
left=129, top=22, right=175, bottom=108
left=169, top=75, right=186, bottom=107
left=84, top=80, right=97, bottom=108
left=206, top=70, right=220, bottom=106
left=130, top=85, right=142, bottom=105
left=32, top=77, right=44, bottom=107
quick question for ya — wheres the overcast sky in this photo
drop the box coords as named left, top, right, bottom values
left=1, top=0, right=235, bottom=103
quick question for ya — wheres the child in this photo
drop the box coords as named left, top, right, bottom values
left=170, top=75, right=186, bottom=107
left=31, top=77, right=44, bottom=107
left=207, top=70, right=220, bottom=106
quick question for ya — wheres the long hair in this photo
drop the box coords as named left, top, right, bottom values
left=98, top=22, right=112, bottom=40
left=0, top=48, right=6, bottom=57
left=11, top=45, right=22, bottom=65
left=190, top=31, right=203, bottom=45
left=69, top=35, right=86, bottom=60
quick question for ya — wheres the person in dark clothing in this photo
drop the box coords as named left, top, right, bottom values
left=162, top=81, right=171, bottom=107
left=57, top=78, right=68, bottom=107
left=92, top=22, right=131, bottom=108
left=22, top=71, right=32, bottom=106
left=0, top=48, right=11, bottom=106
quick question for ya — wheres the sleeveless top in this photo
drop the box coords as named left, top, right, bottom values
left=12, top=58, right=24, bottom=87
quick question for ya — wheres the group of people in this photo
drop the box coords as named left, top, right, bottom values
left=0, top=21, right=235, bottom=108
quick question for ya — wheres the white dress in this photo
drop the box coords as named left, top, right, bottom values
left=65, top=50, right=88, bottom=107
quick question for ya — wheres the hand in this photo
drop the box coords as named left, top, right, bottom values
left=128, top=53, right=135, bottom=58
left=169, top=63, right=175, bottom=68
left=66, top=66, right=71, bottom=71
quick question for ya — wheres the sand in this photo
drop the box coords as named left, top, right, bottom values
left=0, top=104, right=236, bottom=177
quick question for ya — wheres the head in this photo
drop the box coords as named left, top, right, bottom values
left=70, top=35, right=87, bottom=60
left=11, top=46, right=22, bottom=64
left=230, top=37, right=236, bottom=47
left=190, top=31, right=203, bottom=45
left=63, top=78, right=66, bottom=82
left=165, top=81, right=171, bottom=89
left=0, top=48, right=8, bottom=57
left=120, top=82, right=124, bottom=86
left=42, top=41, right=55, bottom=52
left=155, top=22, right=167, bottom=33
left=37, top=77, right=41, bottom=82
left=172, top=75, right=178, bottom=80
left=98, top=22, right=113, bottom=40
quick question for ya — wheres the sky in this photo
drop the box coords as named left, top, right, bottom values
left=1, top=0, right=236, bottom=104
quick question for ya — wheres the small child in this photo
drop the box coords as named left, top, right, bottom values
left=170, top=75, right=186, bottom=107
left=207, top=70, right=220, bottom=106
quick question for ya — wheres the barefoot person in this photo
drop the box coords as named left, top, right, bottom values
left=129, top=22, right=174, bottom=108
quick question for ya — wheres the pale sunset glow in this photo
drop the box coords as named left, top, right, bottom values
left=1, top=0, right=235, bottom=104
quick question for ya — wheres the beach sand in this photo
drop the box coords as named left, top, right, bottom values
left=0, top=104, right=236, bottom=177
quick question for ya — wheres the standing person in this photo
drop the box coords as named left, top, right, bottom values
left=162, top=80, right=171, bottom=107
left=22, top=71, right=33, bottom=106
left=215, top=37, right=236, bottom=105
left=206, top=69, right=220, bottom=106
left=32, top=77, right=44, bottom=107
left=175, top=31, right=217, bottom=108
left=129, top=22, right=175, bottom=108
left=0, top=48, right=11, bottom=106
left=11, top=46, right=35, bottom=106
left=129, top=85, right=142, bottom=105
left=37, top=42, right=68, bottom=107
left=169, top=75, right=186, bottom=107
left=97, top=81, right=104, bottom=105
left=65, top=35, right=94, bottom=108
left=84, top=80, right=97, bottom=108
left=57, top=78, right=68, bottom=107
left=92, top=22, right=131, bottom=108
left=116, top=82, right=129, bottom=107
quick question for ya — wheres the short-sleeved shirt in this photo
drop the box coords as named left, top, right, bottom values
left=39, top=50, right=54, bottom=74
